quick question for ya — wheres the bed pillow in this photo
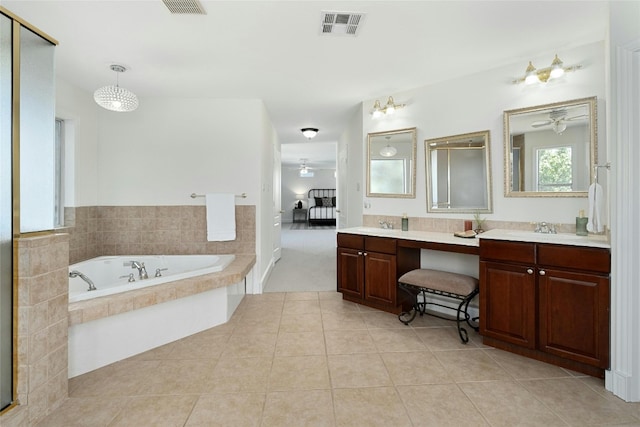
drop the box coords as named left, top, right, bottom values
left=332, top=196, right=336, bottom=206
left=314, top=197, right=323, bottom=207
left=322, top=197, right=334, bottom=207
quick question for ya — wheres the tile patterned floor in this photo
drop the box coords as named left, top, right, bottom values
left=37, top=292, right=640, bottom=426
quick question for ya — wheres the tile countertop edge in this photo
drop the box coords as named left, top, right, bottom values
left=338, top=227, right=480, bottom=248
left=477, top=229, right=611, bottom=249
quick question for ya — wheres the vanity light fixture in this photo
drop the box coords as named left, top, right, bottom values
left=94, top=64, right=139, bottom=112
left=301, top=128, right=319, bottom=139
left=513, top=54, right=582, bottom=85
left=370, top=96, right=405, bottom=118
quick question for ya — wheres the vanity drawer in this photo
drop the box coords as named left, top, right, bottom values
left=480, top=239, right=535, bottom=264
left=365, top=236, right=396, bottom=255
left=337, top=233, right=364, bottom=250
left=537, top=244, right=610, bottom=274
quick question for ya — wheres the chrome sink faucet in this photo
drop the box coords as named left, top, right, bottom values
left=379, top=220, right=394, bottom=229
left=533, top=222, right=557, bottom=234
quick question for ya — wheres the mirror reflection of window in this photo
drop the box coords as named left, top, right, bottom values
left=370, top=159, right=407, bottom=194
left=536, top=146, right=573, bottom=191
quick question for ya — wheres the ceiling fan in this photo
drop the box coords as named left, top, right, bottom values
left=530, top=109, right=588, bottom=134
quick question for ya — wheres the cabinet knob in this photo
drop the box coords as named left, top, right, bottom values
left=357, top=251, right=363, bottom=256
left=527, top=268, right=534, bottom=275
left=539, top=270, right=546, bottom=276
left=363, top=252, right=368, bottom=256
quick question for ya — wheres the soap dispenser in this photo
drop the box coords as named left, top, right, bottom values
left=576, top=210, right=588, bottom=236
left=401, top=213, right=408, bottom=231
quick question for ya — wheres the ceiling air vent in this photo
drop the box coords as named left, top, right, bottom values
left=162, top=0, right=206, bottom=15
left=320, top=11, right=366, bottom=36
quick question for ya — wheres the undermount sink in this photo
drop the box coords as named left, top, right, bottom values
left=355, top=227, right=397, bottom=234
left=507, top=231, right=587, bottom=241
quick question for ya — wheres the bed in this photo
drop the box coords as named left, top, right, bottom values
left=307, top=189, right=336, bottom=226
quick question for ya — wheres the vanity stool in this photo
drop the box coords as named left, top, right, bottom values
left=398, top=269, right=479, bottom=343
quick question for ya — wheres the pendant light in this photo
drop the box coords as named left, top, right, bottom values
left=94, top=64, right=139, bottom=112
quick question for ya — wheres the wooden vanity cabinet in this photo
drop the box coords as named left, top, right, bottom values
left=480, top=239, right=610, bottom=376
left=337, top=233, right=402, bottom=313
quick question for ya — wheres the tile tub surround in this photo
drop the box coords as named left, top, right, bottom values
left=66, top=205, right=256, bottom=264
left=11, top=233, right=70, bottom=426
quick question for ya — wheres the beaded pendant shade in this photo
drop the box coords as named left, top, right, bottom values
left=93, top=65, right=139, bottom=112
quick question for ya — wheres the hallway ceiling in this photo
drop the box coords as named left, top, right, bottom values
left=4, top=1, right=608, bottom=168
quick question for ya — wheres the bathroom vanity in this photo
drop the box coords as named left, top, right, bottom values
left=477, top=229, right=610, bottom=377
left=337, top=228, right=479, bottom=313
left=336, top=227, right=611, bottom=377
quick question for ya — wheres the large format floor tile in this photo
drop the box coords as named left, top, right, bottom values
left=33, top=244, right=640, bottom=427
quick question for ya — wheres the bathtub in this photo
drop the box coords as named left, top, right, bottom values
left=69, top=254, right=235, bottom=302
left=68, top=254, right=252, bottom=378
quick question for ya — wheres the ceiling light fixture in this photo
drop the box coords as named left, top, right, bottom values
left=370, top=96, right=405, bottom=118
left=94, top=64, right=139, bottom=112
left=301, top=128, right=319, bottom=139
left=513, top=54, right=582, bottom=85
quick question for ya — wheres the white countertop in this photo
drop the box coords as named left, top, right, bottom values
left=338, top=227, right=611, bottom=249
left=477, top=229, right=611, bottom=249
left=338, top=227, right=480, bottom=248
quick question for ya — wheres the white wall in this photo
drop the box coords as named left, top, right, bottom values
left=258, top=103, right=277, bottom=290
left=337, top=106, right=364, bottom=228
left=360, top=41, right=606, bottom=226
left=607, top=0, right=640, bottom=402
left=55, top=78, right=99, bottom=207
left=96, top=98, right=263, bottom=207
left=281, top=168, right=336, bottom=223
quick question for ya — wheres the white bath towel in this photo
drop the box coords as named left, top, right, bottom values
left=206, top=193, right=236, bottom=241
left=586, top=182, right=604, bottom=233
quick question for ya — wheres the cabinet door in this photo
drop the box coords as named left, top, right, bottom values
left=538, top=268, right=610, bottom=368
left=480, top=261, right=536, bottom=349
left=337, top=247, right=364, bottom=298
left=364, top=252, right=397, bottom=306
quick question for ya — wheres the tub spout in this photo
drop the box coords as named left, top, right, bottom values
left=128, top=261, right=149, bottom=279
left=69, top=270, right=97, bottom=291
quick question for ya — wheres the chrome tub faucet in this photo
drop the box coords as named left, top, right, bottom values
left=69, top=270, right=97, bottom=291
left=126, top=260, right=149, bottom=279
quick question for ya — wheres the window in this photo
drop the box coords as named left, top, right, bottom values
left=54, top=119, right=65, bottom=227
left=536, top=146, right=573, bottom=192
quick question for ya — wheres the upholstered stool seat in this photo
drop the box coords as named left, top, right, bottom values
left=398, top=269, right=479, bottom=343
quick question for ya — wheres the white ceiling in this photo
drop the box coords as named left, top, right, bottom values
left=3, top=1, right=608, bottom=168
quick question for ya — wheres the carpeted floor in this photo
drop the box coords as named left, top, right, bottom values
left=264, top=227, right=337, bottom=293
left=289, top=222, right=336, bottom=230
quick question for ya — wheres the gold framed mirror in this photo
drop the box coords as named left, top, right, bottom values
left=367, top=127, right=416, bottom=198
left=425, top=130, right=492, bottom=213
left=504, top=96, right=597, bottom=197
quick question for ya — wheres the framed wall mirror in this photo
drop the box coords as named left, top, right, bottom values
left=504, top=96, right=597, bottom=197
left=367, top=127, right=416, bottom=198
left=425, top=130, right=492, bottom=213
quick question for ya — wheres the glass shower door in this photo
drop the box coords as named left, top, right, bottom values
left=0, top=12, right=13, bottom=411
